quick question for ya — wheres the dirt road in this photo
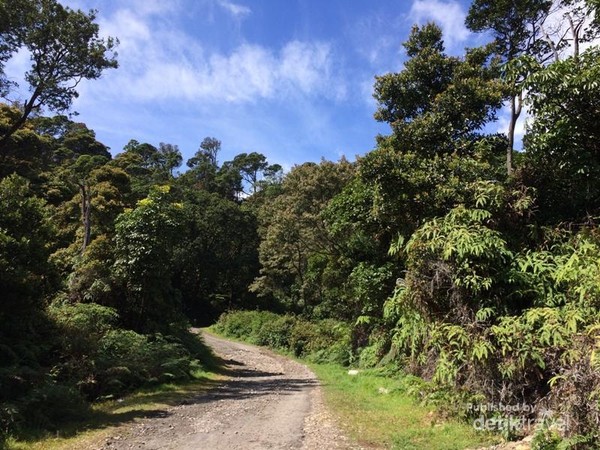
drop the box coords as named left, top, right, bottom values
left=98, top=332, right=356, bottom=450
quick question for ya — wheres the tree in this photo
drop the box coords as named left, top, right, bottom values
left=122, top=139, right=159, bottom=168
left=466, top=0, right=599, bottom=174
left=0, top=174, right=56, bottom=322
left=157, top=142, right=182, bottom=178
left=232, top=152, right=268, bottom=195
left=251, top=159, right=355, bottom=313
left=0, top=0, right=118, bottom=147
left=521, top=47, right=600, bottom=222
left=31, top=116, right=111, bottom=166
left=113, top=185, right=184, bottom=332
left=466, top=0, right=552, bottom=175
left=194, top=137, right=221, bottom=168
left=174, top=189, right=260, bottom=324
left=230, top=152, right=283, bottom=196
left=0, top=103, right=53, bottom=178
left=66, top=164, right=130, bottom=304
left=183, top=137, right=222, bottom=192
left=373, top=23, right=504, bottom=159
left=368, top=24, right=506, bottom=243
left=0, top=1, right=29, bottom=96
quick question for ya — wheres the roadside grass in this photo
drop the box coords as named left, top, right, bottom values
left=209, top=318, right=500, bottom=450
left=310, top=363, right=499, bottom=450
left=5, top=368, right=223, bottom=450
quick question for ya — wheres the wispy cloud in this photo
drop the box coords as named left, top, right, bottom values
left=89, top=1, right=341, bottom=105
left=409, top=0, right=470, bottom=50
left=217, top=0, right=251, bottom=19
left=6, top=0, right=386, bottom=165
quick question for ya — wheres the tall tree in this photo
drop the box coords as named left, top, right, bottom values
left=373, top=23, right=504, bottom=159
left=0, top=0, right=118, bottom=147
left=113, top=185, right=184, bottom=332
left=183, top=137, right=222, bottom=191
left=189, top=137, right=221, bottom=168
left=0, top=174, right=56, bottom=323
left=466, top=0, right=599, bottom=175
left=61, top=154, right=109, bottom=253
left=230, top=152, right=282, bottom=196
left=466, top=0, right=552, bottom=175
left=157, top=142, right=182, bottom=178
left=174, top=190, right=260, bottom=324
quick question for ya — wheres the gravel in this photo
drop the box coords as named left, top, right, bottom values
left=94, top=331, right=359, bottom=450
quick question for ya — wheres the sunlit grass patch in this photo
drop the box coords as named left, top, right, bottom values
left=310, top=364, right=499, bottom=450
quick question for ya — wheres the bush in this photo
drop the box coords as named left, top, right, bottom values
left=19, top=382, right=88, bottom=430
left=96, top=330, right=194, bottom=392
left=214, top=310, right=352, bottom=365
left=49, top=302, right=215, bottom=399
left=254, top=314, right=296, bottom=349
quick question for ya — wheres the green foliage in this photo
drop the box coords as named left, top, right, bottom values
left=385, top=222, right=600, bottom=440
left=250, top=159, right=356, bottom=315
left=0, top=174, right=56, bottom=321
left=466, top=0, right=552, bottom=61
left=113, top=185, right=185, bottom=332
left=214, top=311, right=352, bottom=365
left=373, top=23, right=504, bottom=157
left=50, top=302, right=213, bottom=399
left=0, top=0, right=118, bottom=145
left=1, top=301, right=215, bottom=440
left=521, top=47, right=600, bottom=223
left=174, top=189, right=260, bottom=325
left=393, top=199, right=515, bottom=325
left=2, top=1, right=600, bottom=447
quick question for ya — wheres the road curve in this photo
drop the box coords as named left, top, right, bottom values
left=99, top=331, right=356, bottom=450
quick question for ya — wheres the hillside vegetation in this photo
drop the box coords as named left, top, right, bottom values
left=1, top=1, right=600, bottom=448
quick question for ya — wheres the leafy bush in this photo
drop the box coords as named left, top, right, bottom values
left=214, top=310, right=352, bottom=365
left=384, top=209, right=600, bottom=442
left=96, top=330, right=194, bottom=392
left=50, top=302, right=213, bottom=399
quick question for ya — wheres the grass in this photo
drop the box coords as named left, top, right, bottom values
left=209, top=322, right=500, bottom=450
left=5, top=369, right=223, bottom=450
left=308, top=363, right=499, bottom=450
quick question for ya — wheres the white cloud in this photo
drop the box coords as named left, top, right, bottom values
left=279, top=41, right=344, bottom=99
left=409, top=0, right=470, bottom=49
left=217, top=0, right=251, bottom=19
left=86, top=3, right=341, bottom=105
left=350, top=13, right=399, bottom=66
left=116, top=41, right=337, bottom=103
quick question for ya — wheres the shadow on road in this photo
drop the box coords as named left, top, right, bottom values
left=16, top=332, right=316, bottom=447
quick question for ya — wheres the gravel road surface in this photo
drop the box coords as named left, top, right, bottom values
left=98, top=331, right=357, bottom=450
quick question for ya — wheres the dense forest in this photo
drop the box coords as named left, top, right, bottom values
left=2, top=0, right=600, bottom=447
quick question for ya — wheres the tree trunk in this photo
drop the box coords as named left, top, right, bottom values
left=0, top=88, right=41, bottom=149
left=507, top=92, right=523, bottom=176
left=80, top=182, right=92, bottom=253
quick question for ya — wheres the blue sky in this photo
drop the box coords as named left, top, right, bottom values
left=7, top=0, right=499, bottom=170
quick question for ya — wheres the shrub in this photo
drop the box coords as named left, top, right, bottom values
left=96, top=330, right=194, bottom=392
left=214, top=310, right=352, bottom=365
left=19, top=382, right=88, bottom=430
left=49, top=302, right=213, bottom=400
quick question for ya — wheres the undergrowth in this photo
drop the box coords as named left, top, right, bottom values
left=213, top=310, right=352, bottom=365
left=1, top=302, right=216, bottom=448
